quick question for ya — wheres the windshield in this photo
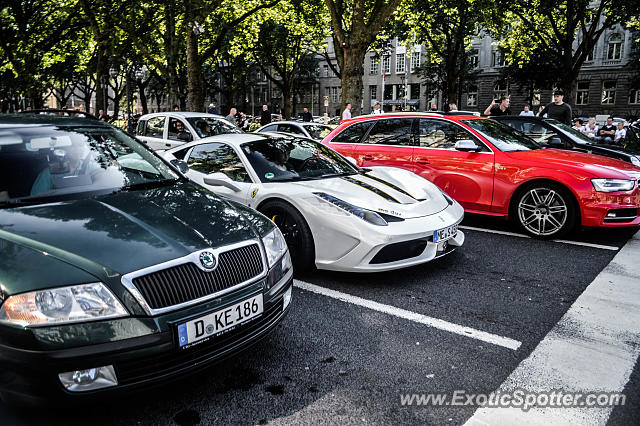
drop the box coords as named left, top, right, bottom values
left=302, top=124, right=333, bottom=140
left=463, top=119, right=542, bottom=152
left=547, top=119, right=595, bottom=144
left=187, top=117, right=243, bottom=138
left=0, top=125, right=180, bottom=205
left=241, top=136, right=358, bottom=183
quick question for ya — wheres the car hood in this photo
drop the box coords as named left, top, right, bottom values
left=286, top=167, right=451, bottom=219
left=506, top=148, right=640, bottom=179
left=0, top=182, right=264, bottom=295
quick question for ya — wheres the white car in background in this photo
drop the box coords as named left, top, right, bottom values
left=136, top=112, right=241, bottom=151
left=162, top=133, right=465, bottom=273
left=255, top=121, right=333, bottom=141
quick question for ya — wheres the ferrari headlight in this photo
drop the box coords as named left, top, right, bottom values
left=262, top=227, right=288, bottom=269
left=591, top=179, right=635, bottom=193
left=0, top=283, right=128, bottom=327
left=631, top=156, right=640, bottom=167
left=313, top=192, right=388, bottom=226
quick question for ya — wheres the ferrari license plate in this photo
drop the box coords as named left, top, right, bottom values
left=177, top=294, right=263, bottom=348
left=434, top=223, right=458, bottom=243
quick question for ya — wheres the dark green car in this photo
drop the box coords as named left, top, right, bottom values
left=0, top=114, right=293, bottom=404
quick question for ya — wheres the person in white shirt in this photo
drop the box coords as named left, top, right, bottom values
left=615, top=122, right=627, bottom=143
left=342, top=103, right=352, bottom=120
left=519, top=105, right=534, bottom=116
left=572, top=118, right=585, bottom=132
left=583, top=117, right=599, bottom=138
left=372, top=102, right=382, bottom=115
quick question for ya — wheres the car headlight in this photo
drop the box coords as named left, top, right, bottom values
left=0, top=283, right=128, bottom=327
left=591, top=178, right=635, bottom=193
left=313, top=192, right=388, bottom=226
left=262, top=227, right=289, bottom=269
left=631, top=156, right=640, bottom=167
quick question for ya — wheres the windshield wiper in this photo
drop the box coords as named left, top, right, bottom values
left=119, top=179, right=178, bottom=191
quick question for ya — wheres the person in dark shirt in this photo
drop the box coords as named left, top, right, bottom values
left=538, top=90, right=572, bottom=125
left=260, top=105, right=271, bottom=126
left=301, top=107, right=312, bottom=122
left=483, top=96, right=512, bottom=116
left=597, top=117, right=616, bottom=143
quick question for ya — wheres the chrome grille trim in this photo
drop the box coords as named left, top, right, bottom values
left=121, top=240, right=267, bottom=316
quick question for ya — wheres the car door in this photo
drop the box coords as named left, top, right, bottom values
left=326, top=120, right=373, bottom=160
left=413, top=118, right=495, bottom=212
left=353, top=118, right=415, bottom=171
left=138, top=115, right=166, bottom=150
left=184, top=142, right=253, bottom=204
left=165, top=117, right=193, bottom=149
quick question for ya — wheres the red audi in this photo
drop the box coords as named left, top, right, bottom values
left=322, top=113, right=640, bottom=238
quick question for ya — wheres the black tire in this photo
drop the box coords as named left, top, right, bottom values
left=259, top=200, right=315, bottom=273
left=510, top=182, right=577, bottom=239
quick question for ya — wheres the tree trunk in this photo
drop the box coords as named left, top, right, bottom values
left=95, top=46, right=109, bottom=115
left=187, top=28, right=204, bottom=112
left=341, top=47, right=367, bottom=116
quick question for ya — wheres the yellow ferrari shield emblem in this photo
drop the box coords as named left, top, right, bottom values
left=251, top=188, right=259, bottom=198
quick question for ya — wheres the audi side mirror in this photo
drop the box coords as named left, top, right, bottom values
left=454, top=140, right=480, bottom=152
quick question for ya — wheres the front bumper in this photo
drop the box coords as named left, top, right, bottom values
left=0, top=270, right=293, bottom=402
left=580, top=188, right=640, bottom=228
left=314, top=202, right=465, bottom=272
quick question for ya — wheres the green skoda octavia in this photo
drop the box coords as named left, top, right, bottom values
left=0, top=114, right=293, bottom=404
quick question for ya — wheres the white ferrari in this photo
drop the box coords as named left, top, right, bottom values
left=162, top=133, right=465, bottom=272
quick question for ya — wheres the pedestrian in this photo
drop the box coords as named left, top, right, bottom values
left=173, top=105, right=179, bottom=112
left=538, top=105, right=547, bottom=118
left=572, top=118, right=585, bottom=132
left=519, top=105, right=534, bottom=116
left=583, top=117, right=599, bottom=138
left=614, top=122, right=627, bottom=144
left=483, top=96, right=512, bottom=116
left=597, top=117, right=616, bottom=143
left=430, top=103, right=438, bottom=111
left=448, top=103, right=458, bottom=112
left=342, top=103, right=352, bottom=120
left=301, top=107, right=312, bottom=122
left=225, top=107, right=237, bottom=125
left=98, top=109, right=108, bottom=121
left=240, top=113, right=250, bottom=131
left=537, top=90, right=572, bottom=125
left=260, top=105, right=271, bottom=126
left=372, top=102, right=382, bottom=115
left=207, top=103, right=216, bottom=115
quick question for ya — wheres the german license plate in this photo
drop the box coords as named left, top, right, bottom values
left=177, top=294, right=263, bottom=349
left=434, top=223, right=458, bottom=243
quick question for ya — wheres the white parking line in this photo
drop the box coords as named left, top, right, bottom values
left=464, top=231, right=640, bottom=425
left=294, top=280, right=521, bottom=351
left=459, top=225, right=619, bottom=251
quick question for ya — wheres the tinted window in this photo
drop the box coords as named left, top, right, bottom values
left=168, top=118, right=192, bottom=142
left=278, top=124, right=303, bottom=135
left=364, top=118, right=414, bottom=146
left=462, top=119, right=541, bottom=152
left=260, top=124, right=278, bottom=132
left=302, top=124, right=332, bottom=140
left=136, top=120, right=146, bottom=136
left=332, top=121, right=372, bottom=144
left=144, top=116, right=165, bottom=138
left=501, top=120, right=561, bottom=145
left=187, top=117, right=242, bottom=138
left=187, top=143, right=250, bottom=182
left=418, top=119, right=485, bottom=150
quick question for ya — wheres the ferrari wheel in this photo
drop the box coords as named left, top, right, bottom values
left=259, top=200, right=315, bottom=272
left=512, top=182, right=577, bottom=239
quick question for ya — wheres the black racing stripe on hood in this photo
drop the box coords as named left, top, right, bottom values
left=340, top=176, right=400, bottom=203
left=361, top=173, right=417, bottom=201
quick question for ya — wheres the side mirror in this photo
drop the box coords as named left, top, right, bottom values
left=454, top=139, right=480, bottom=152
left=204, top=172, right=241, bottom=192
left=170, top=159, right=189, bottom=174
left=549, top=136, right=564, bottom=147
left=345, top=156, right=358, bottom=166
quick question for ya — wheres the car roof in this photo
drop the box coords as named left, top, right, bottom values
left=167, top=132, right=270, bottom=151
left=139, top=112, right=228, bottom=120
left=0, top=113, right=112, bottom=128
left=339, top=112, right=481, bottom=125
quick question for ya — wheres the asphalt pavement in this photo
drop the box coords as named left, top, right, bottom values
left=1, top=215, right=638, bottom=425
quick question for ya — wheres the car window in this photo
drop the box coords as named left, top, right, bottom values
left=462, top=119, right=541, bottom=152
left=364, top=118, right=414, bottom=146
left=144, top=116, right=165, bottom=138
left=186, top=142, right=251, bottom=182
left=136, top=120, right=146, bottom=136
left=520, top=121, right=561, bottom=145
left=187, top=117, right=242, bottom=138
left=331, top=121, right=372, bottom=144
left=278, top=124, right=303, bottom=135
left=168, top=118, right=192, bottom=142
left=261, top=124, right=278, bottom=133
left=418, top=119, right=486, bottom=150
left=302, top=124, right=332, bottom=140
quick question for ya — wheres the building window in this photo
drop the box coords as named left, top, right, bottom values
left=331, top=87, right=339, bottom=103
left=469, top=49, right=479, bottom=69
left=585, top=45, right=595, bottom=62
left=410, top=83, right=420, bottom=99
left=395, top=53, right=405, bottom=74
left=382, top=55, right=391, bottom=74
left=370, top=85, right=377, bottom=100
left=630, top=90, right=640, bottom=105
left=323, top=65, right=329, bottom=77
left=602, top=81, right=616, bottom=104
left=493, top=81, right=509, bottom=99
left=532, top=89, right=541, bottom=106
left=607, top=34, right=623, bottom=60
left=467, top=85, right=478, bottom=107
left=370, top=58, right=379, bottom=75
left=410, top=52, right=421, bottom=72
left=492, top=50, right=506, bottom=67
left=576, top=81, right=589, bottom=105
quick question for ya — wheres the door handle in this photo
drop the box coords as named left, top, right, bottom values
left=362, top=154, right=374, bottom=160
left=415, top=157, right=430, bottom=165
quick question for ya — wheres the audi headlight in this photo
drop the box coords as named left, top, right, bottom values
left=591, top=178, right=635, bottom=193
left=313, top=192, right=388, bottom=226
left=0, top=283, right=128, bottom=327
left=262, top=227, right=289, bottom=269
